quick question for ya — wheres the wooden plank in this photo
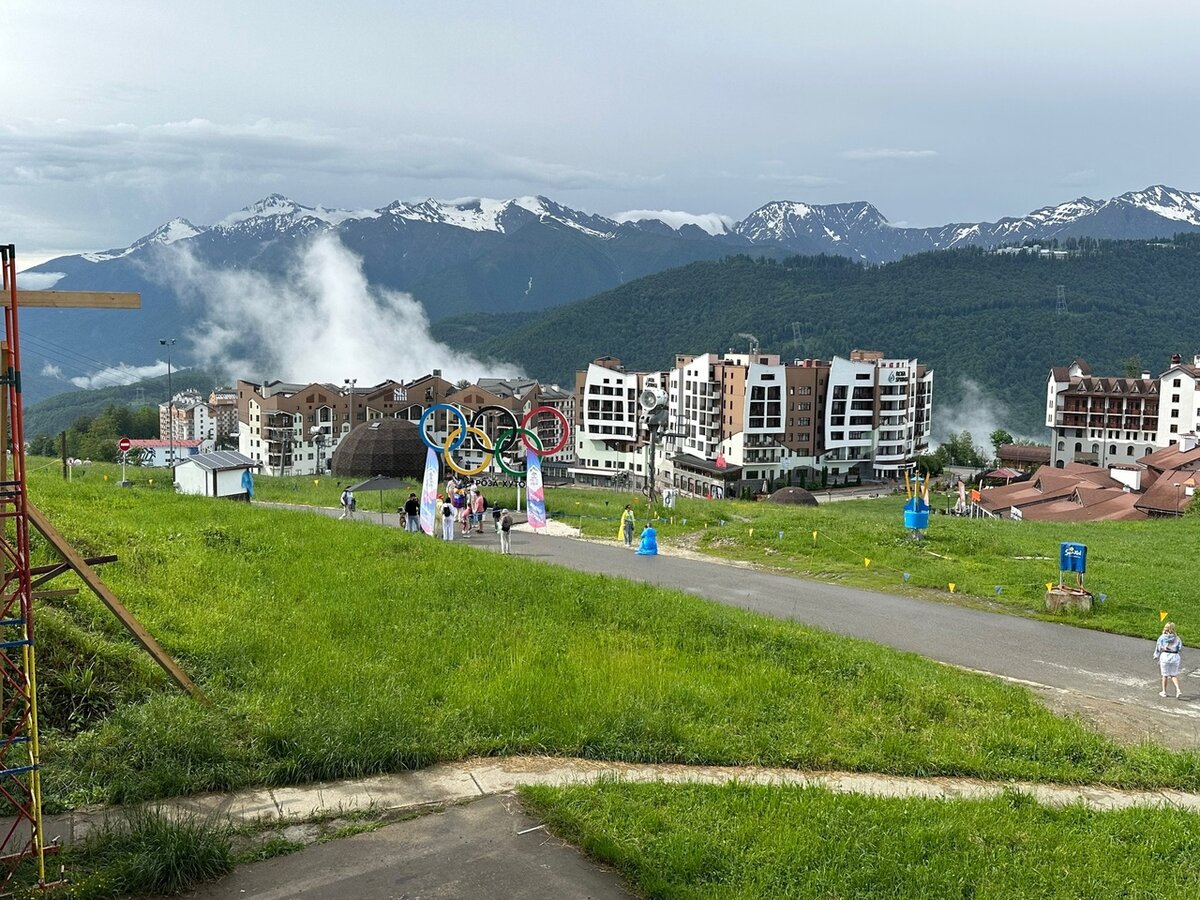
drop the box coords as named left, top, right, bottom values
left=3, top=290, right=140, bottom=309
left=26, top=503, right=207, bottom=703
left=31, top=589, right=78, bottom=601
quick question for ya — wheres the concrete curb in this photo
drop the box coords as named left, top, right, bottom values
left=42, top=756, right=1200, bottom=847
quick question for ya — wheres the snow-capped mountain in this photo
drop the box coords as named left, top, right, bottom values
left=18, top=183, right=1200, bottom=405
left=732, top=185, right=1200, bottom=261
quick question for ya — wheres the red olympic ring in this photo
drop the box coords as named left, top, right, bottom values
left=519, top=405, right=571, bottom=456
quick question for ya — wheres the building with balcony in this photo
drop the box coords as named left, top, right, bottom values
left=1047, top=359, right=1161, bottom=468
left=572, top=348, right=932, bottom=498
left=238, top=372, right=575, bottom=478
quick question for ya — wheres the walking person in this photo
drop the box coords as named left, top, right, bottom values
left=499, top=509, right=513, bottom=554
left=492, top=504, right=503, bottom=533
left=339, top=487, right=355, bottom=520
left=441, top=495, right=456, bottom=541
left=403, top=492, right=420, bottom=532
left=473, top=490, right=486, bottom=533
left=1154, top=622, right=1184, bottom=699
left=619, top=504, right=635, bottom=548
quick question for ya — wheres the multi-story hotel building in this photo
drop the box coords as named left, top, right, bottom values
left=1047, top=354, right=1200, bottom=468
left=237, top=372, right=575, bottom=477
left=572, top=349, right=933, bottom=497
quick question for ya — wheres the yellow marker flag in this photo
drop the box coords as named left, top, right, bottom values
left=812, top=530, right=818, bottom=542
left=949, top=582, right=956, bottom=593
left=103, top=474, right=108, bottom=481
left=313, top=479, right=319, bottom=487
left=864, top=557, right=871, bottom=567
left=749, top=528, right=754, bottom=538
left=1045, top=582, right=1054, bottom=592
left=1161, top=610, right=1170, bottom=621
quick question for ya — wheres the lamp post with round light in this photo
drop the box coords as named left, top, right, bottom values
left=344, top=378, right=358, bottom=434
left=159, top=339, right=176, bottom=477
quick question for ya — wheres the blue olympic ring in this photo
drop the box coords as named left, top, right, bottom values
left=418, top=404, right=468, bottom=452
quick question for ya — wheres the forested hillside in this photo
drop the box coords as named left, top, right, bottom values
left=438, top=237, right=1200, bottom=435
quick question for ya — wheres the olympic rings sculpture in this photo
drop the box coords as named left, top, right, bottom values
left=418, top=403, right=570, bottom=477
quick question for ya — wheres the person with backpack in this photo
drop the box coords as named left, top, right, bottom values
left=492, top=504, right=503, bottom=533
left=499, top=509, right=513, bottom=554
left=339, top=487, right=355, bottom=520
left=441, top=495, right=456, bottom=541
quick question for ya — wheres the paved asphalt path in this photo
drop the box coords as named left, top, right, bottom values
left=500, top=528, right=1200, bottom=742
left=278, top=502, right=1200, bottom=741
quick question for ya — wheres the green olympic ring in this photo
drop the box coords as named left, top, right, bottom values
left=493, top=427, right=543, bottom=477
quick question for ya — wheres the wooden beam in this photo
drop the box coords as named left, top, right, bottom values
left=31, top=589, right=79, bottom=601
left=30, top=555, right=117, bottom=589
left=2, top=290, right=140, bottom=309
left=26, top=503, right=207, bottom=703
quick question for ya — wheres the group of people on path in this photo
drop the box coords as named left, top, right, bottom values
left=420, top=476, right=514, bottom=552
left=341, top=478, right=514, bottom=553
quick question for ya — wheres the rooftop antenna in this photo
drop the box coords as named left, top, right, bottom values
left=1056, top=285, right=1067, bottom=315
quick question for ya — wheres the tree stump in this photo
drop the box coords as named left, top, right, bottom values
left=1045, top=588, right=1092, bottom=613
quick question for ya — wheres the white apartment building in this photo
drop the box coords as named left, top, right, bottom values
left=570, top=357, right=650, bottom=487
left=574, top=348, right=932, bottom=496
left=824, top=351, right=933, bottom=480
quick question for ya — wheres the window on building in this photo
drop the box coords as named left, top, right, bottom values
left=1171, top=425, right=1179, bottom=433
left=1057, top=441, right=1064, bottom=451
left=1173, top=394, right=1181, bottom=403
left=832, top=385, right=847, bottom=399
left=1074, top=442, right=1082, bottom=452
left=1127, top=445, right=1134, bottom=455
left=1174, top=378, right=1182, bottom=387
left=1109, top=445, right=1116, bottom=455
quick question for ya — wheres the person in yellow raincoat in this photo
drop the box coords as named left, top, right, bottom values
left=619, top=504, right=635, bottom=547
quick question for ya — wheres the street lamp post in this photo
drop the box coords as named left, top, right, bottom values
left=159, top=339, right=176, bottom=478
left=310, top=426, right=325, bottom=475
left=344, top=378, right=358, bottom=434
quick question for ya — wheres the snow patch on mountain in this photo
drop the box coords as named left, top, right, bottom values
left=217, top=194, right=377, bottom=229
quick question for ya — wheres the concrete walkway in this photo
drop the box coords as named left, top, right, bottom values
left=44, top=755, right=1200, bottom=847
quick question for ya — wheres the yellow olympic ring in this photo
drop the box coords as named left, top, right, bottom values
left=442, top=426, right=494, bottom=477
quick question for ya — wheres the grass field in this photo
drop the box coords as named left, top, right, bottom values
left=65, top=459, right=1200, bottom=641
left=523, top=781, right=1200, bottom=899
left=21, top=467, right=1200, bottom=813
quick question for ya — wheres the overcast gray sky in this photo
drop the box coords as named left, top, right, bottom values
left=4, top=0, right=1199, bottom=264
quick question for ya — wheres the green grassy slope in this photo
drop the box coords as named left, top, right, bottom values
left=25, top=468, right=1200, bottom=811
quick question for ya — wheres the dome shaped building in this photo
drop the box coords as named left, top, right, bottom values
left=330, top=418, right=426, bottom=478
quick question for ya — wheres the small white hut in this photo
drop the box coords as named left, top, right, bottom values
left=174, top=451, right=258, bottom=500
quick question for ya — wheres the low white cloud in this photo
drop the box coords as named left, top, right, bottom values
left=163, top=234, right=521, bottom=386
left=17, top=271, right=66, bottom=289
left=935, top=378, right=1036, bottom=448
left=70, top=361, right=169, bottom=390
left=41, top=363, right=64, bottom=379
left=612, top=209, right=734, bottom=235
left=840, top=148, right=938, bottom=161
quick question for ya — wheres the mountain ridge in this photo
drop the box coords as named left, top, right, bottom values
left=16, top=183, right=1200, bottom=406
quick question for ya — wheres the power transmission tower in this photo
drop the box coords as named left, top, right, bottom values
left=791, top=322, right=802, bottom=344
left=1055, top=285, right=1067, bottom=315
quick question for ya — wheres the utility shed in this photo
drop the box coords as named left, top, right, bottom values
left=174, top=451, right=258, bottom=500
